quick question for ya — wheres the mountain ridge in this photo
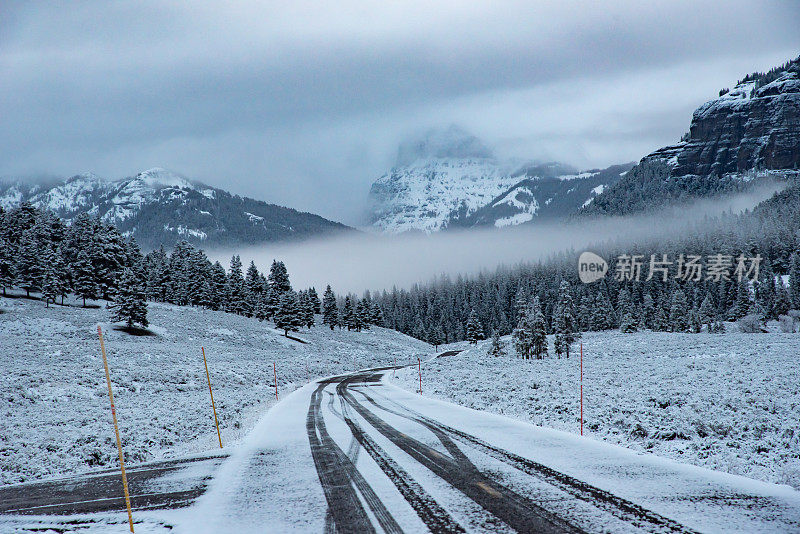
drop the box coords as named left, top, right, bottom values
left=0, top=168, right=352, bottom=250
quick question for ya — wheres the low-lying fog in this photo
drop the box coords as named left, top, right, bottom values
left=209, top=182, right=784, bottom=294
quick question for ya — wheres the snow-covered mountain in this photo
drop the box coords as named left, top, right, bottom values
left=367, top=126, right=631, bottom=233
left=0, top=168, right=351, bottom=249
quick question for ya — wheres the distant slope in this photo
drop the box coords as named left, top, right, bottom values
left=583, top=55, right=800, bottom=217
left=453, top=163, right=634, bottom=229
left=0, top=168, right=352, bottom=249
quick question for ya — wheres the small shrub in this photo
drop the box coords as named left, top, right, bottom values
left=737, top=314, right=764, bottom=333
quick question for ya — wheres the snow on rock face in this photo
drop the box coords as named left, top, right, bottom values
left=368, top=157, right=520, bottom=234
left=642, top=57, right=800, bottom=177
left=368, top=127, right=632, bottom=234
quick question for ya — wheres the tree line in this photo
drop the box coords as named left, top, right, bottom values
left=370, top=184, right=800, bottom=348
left=0, top=203, right=382, bottom=336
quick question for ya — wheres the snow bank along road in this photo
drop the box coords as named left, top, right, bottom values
left=183, top=363, right=800, bottom=533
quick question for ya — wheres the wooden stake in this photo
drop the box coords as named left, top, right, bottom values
left=273, top=361, right=279, bottom=400
left=97, top=325, right=134, bottom=533
left=201, top=347, right=223, bottom=449
left=418, top=357, right=422, bottom=395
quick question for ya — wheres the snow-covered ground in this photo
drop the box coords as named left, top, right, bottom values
left=0, top=294, right=432, bottom=485
left=395, top=331, right=800, bottom=490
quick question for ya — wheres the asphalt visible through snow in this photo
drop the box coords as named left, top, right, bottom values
left=0, top=454, right=227, bottom=516
left=306, top=367, right=697, bottom=534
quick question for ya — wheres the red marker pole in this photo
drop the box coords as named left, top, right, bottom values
left=273, top=362, right=279, bottom=401
left=418, top=357, right=422, bottom=395
left=580, top=342, right=583, bottom=436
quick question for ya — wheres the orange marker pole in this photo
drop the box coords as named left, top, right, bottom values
left=273, top=361, right=279, bottom=400
left=580, top=342, right=583, bottom=436
left=418, top=357, right=422, bottom=395
left=97, top=325, right=134, bottom=533
left=202, top=347, right=223, bottom=449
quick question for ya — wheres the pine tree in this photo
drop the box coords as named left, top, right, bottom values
left=653, top=305, right=670, bottom=332
left=322, top=285, right=338, bottom=330
left=268, top=260, right=292, bottom=294
left=41, top=248, right=66, bottom=307
left=465, top=309, right=483, bottom=344
left=642, top=293, right=656, bottom=329
left=370, top=302, right=384, bottom=326
left=226, top=255, right=248, bottom=315
left=553, top=281, right=578, bottom=356
left=619, top=309, right=638, bottom=333
left=342, top=296, right=355, bottom=331
left=669, top=289, right=690, bottom=332
left=513, top=305, right=533, bottom=359
left=531, top=298, right=548, bottom=359
left=112, top=269, right=148, bottom=329
left=699, top=293, right=715, bottom=332
left=429, top=325, right=445, bottom=351
left=308, top=287, right=321, bottom=314
left=72, top=250, right=97, bottom=307
left=298, top=291, right=315, bottom=328
left=488, top=331, right=506, bottom=357
left=15, top=229, right=43, bottom=297
left=789, top=252, right=800, bottom=310
left=274, top=291, right=301, bottom=336
left=0, top=234, right=15, bottom=296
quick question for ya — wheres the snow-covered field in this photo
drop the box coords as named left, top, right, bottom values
left=0, top=294, right=432, bottom=485
left=395, top=331, right=800, bottom=490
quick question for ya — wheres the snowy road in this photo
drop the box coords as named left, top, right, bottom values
left=183, top=364, right=800, bottom=533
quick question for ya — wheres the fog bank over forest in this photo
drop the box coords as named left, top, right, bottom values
left=208, top=182, right=784, bottom=294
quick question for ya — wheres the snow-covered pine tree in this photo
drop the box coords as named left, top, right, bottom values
left=41, top=248, right=67, bottom=307
left=429, top=325, right=445, bottom=351
left=774, top=283, right=791, bottom=316
left=669, top=289, right=690, bottom=332
left=299, top=290, right=315, bottom=328
left=465, top=308, right=483, bottom=344
left=342, top=295, right=355, bottom=331
left=488, top=331, right=506, bottom=357
left=226, top=255, right=248, bottom=315
left=112, top=268, right=148, bottom=329
left=322, top=285, right=338, bottom=330
left=531, top=298, right=548, bottom=359
left=14, top=228, right=43, bottom=297
left=0, top=234, right=15, bottom=296
left=553, top=281, right=578, bottom=356
left=513, top=305, right=532, bottom=359
left=728, top=281, right=750, bottom=321
left=699, top=293, right=715, bottom=332
left=268, top=260, right=292, bottom=294
left=642, top=293, right=656, bottom=329
left=689, top=307, right=702, bottom=333
left=308, top=287, right=321, bottom=314
left=789, top=252, right=800, bottom=310
left=653, top=305, right=670, bottom=331
left=72, top=250, right=97, bottom=307
left=370, top=302, right=384, bottom=326
left=274, top=291, right=302, bottom=336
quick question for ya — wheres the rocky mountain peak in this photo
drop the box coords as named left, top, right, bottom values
left=395, top=125, right=494, bottom=167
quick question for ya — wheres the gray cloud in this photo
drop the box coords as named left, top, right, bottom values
left=2, top=1, right=798, bottom=223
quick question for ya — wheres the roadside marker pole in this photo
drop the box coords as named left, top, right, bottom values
left=201, top=347, right=223, bottom=449
left=418, top=357, right=422, bottom=395
left=97, top=325, right=134, bottom=533
left=273, top=361, right=279, bottom=400
left=580, top=342, right=583, bottom=437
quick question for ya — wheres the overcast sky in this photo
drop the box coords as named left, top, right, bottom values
left=2, top=1, right=798, bottom=224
